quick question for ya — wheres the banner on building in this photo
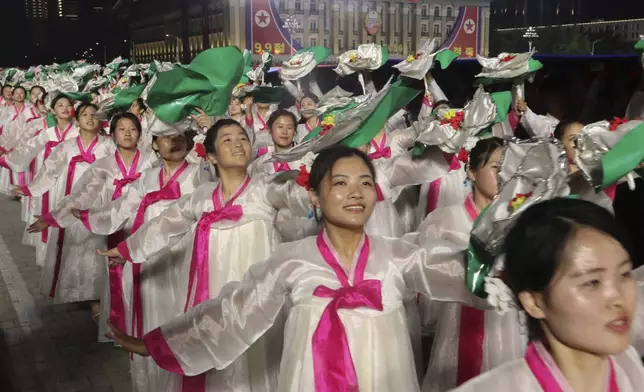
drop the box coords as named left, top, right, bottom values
left=246, top=0, right=300, bottom=56
left=440, top=6, right=482, bottom=58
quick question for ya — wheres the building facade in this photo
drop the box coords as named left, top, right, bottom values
left=127, top=0, right=491, bottom=64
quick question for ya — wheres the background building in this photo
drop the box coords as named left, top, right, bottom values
left=117, top=0, right=491, bottom=64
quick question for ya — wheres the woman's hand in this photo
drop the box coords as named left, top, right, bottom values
left=27, top=217, right=49, bottom=233
left=98, top=247, right=126, bottom=267
left=12, top=186, right=25, bottom=196
left=516, top=99, right=528, bottom=115
left=106, top=321, right=150, bottom=357
left=191, top=108, right=213, bottom=130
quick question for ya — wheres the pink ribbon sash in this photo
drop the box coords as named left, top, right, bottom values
left=425, top=152, right=462, bottom=215
left=181, top=177, right=250, bottom=392
left=40, top=124, right=73, bottom=243
left=305, top=119, right=320, bottom=133
left=368, top=134, right=391, bottom=161
left=112, top=149, right=141, bottom=200
left=525, top=341, right=619, bottom=392
left=256, top=111, right=268, bottom=131
left=49, top=136, right=99, bottom=297
left=312, top=231, right=382, bottom=392
left=272, top=161, right=291, bottom=173
left=456, top=194, right=486, bottom=386
left=184, top=177, right=250, bottom=311
left=129, top=162, right=189, bottom=340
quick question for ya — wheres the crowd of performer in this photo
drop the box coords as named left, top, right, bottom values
left=0, top=39, right=643, bottom=391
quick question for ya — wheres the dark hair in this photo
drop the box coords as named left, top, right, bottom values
left=431, top=100, right=452, bottom=113
left=1, top=85, right=12, bottom=93
left=12, top=86, right=27, bottom=96
left=50, top=94, right=72, bottom=109
left=204, top=118, right=248, bottom=155
left=267, top=109, right=297, bottom=131
left=309, top=145, right=377, bottom=192
left=30, top=85, right=45, bottom=95
left=299, top=94, right=319, bottom=105
left=503, top=198, right=635, bottom=341
left=110, top=112, right=142, bottom=135
left=151, top=130, right=196, bottom=154
left=468, top=137, right=504, bottom=171
left=133, top=98, right=147, bottom=112
left=75, top=102, right=99, bottom=121
left=553, top=120, right=583, bottom=141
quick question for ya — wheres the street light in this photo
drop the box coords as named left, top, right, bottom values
left=523, top=26, right=539, bottom=52
left=166, top=34, right=181, bottom=63
left=282, top=15, right=300, bottom=55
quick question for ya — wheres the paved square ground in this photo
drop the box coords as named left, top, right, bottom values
left=0, top=195, right=131, bottom=392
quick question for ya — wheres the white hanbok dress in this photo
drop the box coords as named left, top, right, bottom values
left=0, top=104, right=40, bottom=194
left=417, top=196, right=526, bottom=392
left=44, top=149, right=156, bottom=342
left=79, top=161, right=209, bottom=392
left=453, top=341, right=644, bottom=392
left=115, top=174, right=311, bottom=391
left=141, top=231, right=484, bottom=392
left=294, top=119, right=320, bottom=144
left=4, top=123, right=79, bottom=266
left=23, top=135, right=115, bottom=303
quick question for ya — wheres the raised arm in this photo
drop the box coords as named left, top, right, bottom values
left=264, top=176, right=312, bottom=218
left=44, top=164, right=111, bottom=228
left=143, top=253, right=298, bottom=376
left=20, top=142, right=68, bottom=197
left=115, top=186, right=203, bottom=263
left=380, top=148, right=451, bottom=189
left=79, top=179, right=144, bottom=235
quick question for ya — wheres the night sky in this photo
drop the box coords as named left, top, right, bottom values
left=0, top=0, right=643, bottom=67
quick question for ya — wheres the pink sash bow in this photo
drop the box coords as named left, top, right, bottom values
left=312, top=232, right=382, bottom=392
left=129, top=162, right=189, bottom=340
left=272, top=161, right=291, bottom=173
left=368, top=134, right=391, bottom=161
left=183, top=177, right=250, bottom=311
left=112, top=149, right=142, bottom=200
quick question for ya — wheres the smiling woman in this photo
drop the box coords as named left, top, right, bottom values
left=105, top=142, right=486, bottom=391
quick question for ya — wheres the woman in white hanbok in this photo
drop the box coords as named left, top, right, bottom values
left=0, top=85, right=13, bottom=107
left=99, top=118, right=313, bottom=391
left=249, top=109, right=319, bottom=242
left=76, top=127, right=209, bottom=392
left=0, top=87, right=41, bottom=195
left=294, top=95, right=320, bottom=144
left=28, top=112, right=155, bottom=341
left=4, top=94, right=78, bottom=267
left=14, top=103, right=114, bottom=309
left=454, top=198, right=644, bottom=391
left=418, top=137, right=527, bottom=392
left=105, top=144, right=487, bottom=392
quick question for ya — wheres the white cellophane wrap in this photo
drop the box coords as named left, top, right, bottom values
left=145, top=113, right=196, bottom=137
left=43, top=73, right=80, bottom=94
left=392, top=38, right=443, bottom=80
left=573, top=120, right=644, bottom=188
left=416, top=86, right=497, bottom=154
left=103, top=56, right=124, bottom=76
left=5, top=124, right=80, bottom=266
left=71, top=64, right=101, bottom=83
left=83, top=76, right=109, bottom=93
left=246, top=52, right=272, bottom=83
left=270, top=78, right=394, bottom=163
left=280, top=51, right=317, bottom=81
left=123, top=63, right=149, bottom=77
left=412, top=200, right=526, bottom=392
left=84, top=162, right=209, bottom=392
left=471, top=139, right=570, bottom=258
left=453, top=343, right=644, bottom=392
left=25, top=136, right=116, bottom=304
left=116, top=175, right=311, bottom=391
left=475, top=51, right=534, bottom=80
left=150, top=230, right=487, bottom=391
left=334, top=43, right=385, bottom=76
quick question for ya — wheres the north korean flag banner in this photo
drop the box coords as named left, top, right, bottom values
left=246, top=0, right=300, bottom=56
left=440, top=6, right=482, bottom=58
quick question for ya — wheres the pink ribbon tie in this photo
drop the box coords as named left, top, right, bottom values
left=112, top=174, right=141, bottom=200
left=272, top=161, right=291, bottom=173
left=312, top=280, right=383, bottom=392
left=368, top=146, right=391, bottom=161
